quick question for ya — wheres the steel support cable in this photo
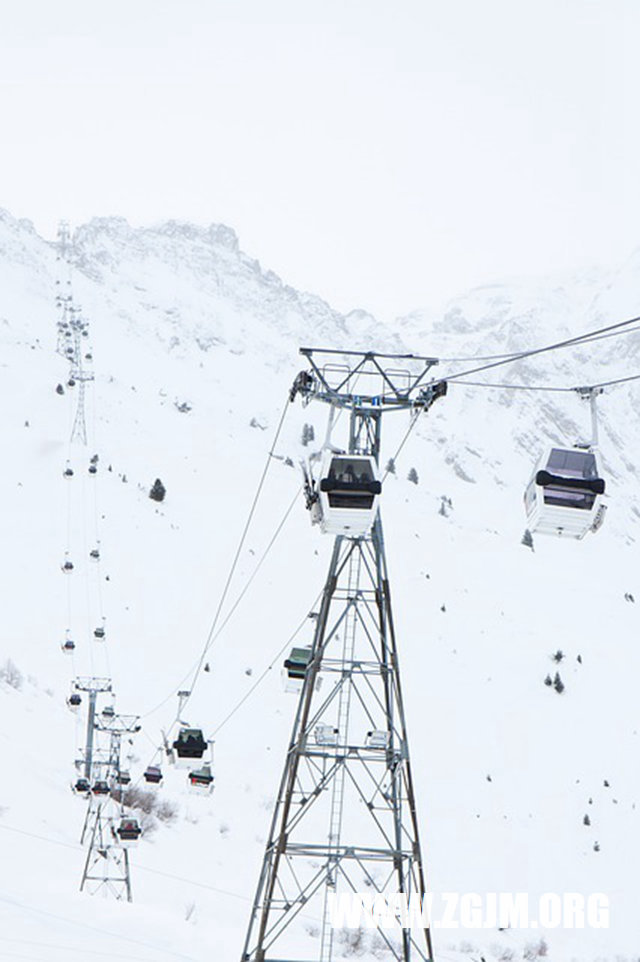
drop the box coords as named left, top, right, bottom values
left=0, top=821, right=323, bottom=923
left=138, top=396, right=291, bottom=734
left=381, top=408, right=425, bottom=482
left=80, top=456, right=96, bottom=678
left=435, top=317, right=640, bottom=363
left=87, top=376, right=112, bottom=682
left=433, top=313, right=640, bottom=385
left=0, top=891, right=198, bottom=962
left=0, top=938, right=174, bottom=962
left=211, top=581, right=325, bottom=737
left=447, top=369, right=640, bottom=393
left=139, top=482, right=301, bottom=723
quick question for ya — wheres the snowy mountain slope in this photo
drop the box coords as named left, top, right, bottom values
left=1, top=207, right=640, bottom=962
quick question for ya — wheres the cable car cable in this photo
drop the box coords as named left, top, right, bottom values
left=381, top=408, right=425, bottom=482
left=436, top=318, right=640, bottom=363
left=447, top=369, right=640, bottom=394
left=134, top=478, right=302, bottom=793
left=178, top=397, right=291, bottom=701
left=139, top=400, right=292, bottom=722
left=0, top=890, right=199, bottom=962
left=435, top=312, right=640, bottom=384
left=211, top=584, right=325, bottom=737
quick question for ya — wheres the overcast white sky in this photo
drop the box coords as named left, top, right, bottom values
left=0, top=0, right=637, bottom=320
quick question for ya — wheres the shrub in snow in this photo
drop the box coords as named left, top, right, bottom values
left=407, top=467, right=419, bottom=484
left=0, top=659, right=23, bottom=690
left=552, top=649, right=564, bottom=663
left=385, top=457, right=396, bottom=475
left=301, top=423, right=315, bottom=446
left=118, top=786, right=177, bottom=825
left=521, top=528, right=534, bottom=550
left=155, top=799, right=179, bottom=823
left=523, top=939, right=548, bottom=960
left=149, top=478, right=166, bottom=502
left=553, top=672, right=565, bottom=694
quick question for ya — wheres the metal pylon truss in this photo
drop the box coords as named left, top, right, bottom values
left=80, top=799, right=132, bottom=902
left=243, top=522, right=432, bottom=962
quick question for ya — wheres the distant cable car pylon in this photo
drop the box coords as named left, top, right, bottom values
left=80, top=709, right=141, bottom=902
left=242, top=350, right=446, bottom=962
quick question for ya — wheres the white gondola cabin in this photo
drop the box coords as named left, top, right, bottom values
left=524, top=446, right=606, bottom=539
left=115, top=818, right=141, bottom=848
left=172, top=728, right=207, bottom=769
left=188, top=764, right=215, bottom=795
left=92, top=779, right=110, bottom=796
left=365, top=729, right=390, bottom=750
left=316, top=454, right=381, bottom=537
left=314, top=724, right=339, bottom=747
left=143, top=765, right=163, bottom=785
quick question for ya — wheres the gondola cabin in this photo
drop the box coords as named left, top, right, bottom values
left=94, top=626, right=106, bottom=640
left=61, top=639, right=76, bottom=654
left=188, top=764, right=215, bottom=795
left=317, top=454, right=381, bottom=537
left=366, top=729, right=390, bottom=750
left=67, top=692, right=81, bottom=711
left=282, top=646, right=313, bottom=693
left=143, top=765, right=163, bottom=785
left=116, top=818, right=141, bottom=848
left=117, top=770, right=131, bottom=786
left=92, top=780, right=110, bottom=796
left=73, top=777, right=91, bottom=795
left=172, top=728, right=207, bottom=769
left=314, top=724, right=339, bottom=747
left=524, top=446, right=606, bottom=540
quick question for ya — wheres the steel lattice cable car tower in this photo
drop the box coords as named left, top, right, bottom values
left=55, top=221, right=94, bottom=445
left=242, top=349, right=447, bottom=962
left=80, top=711, right=141, bottom=902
